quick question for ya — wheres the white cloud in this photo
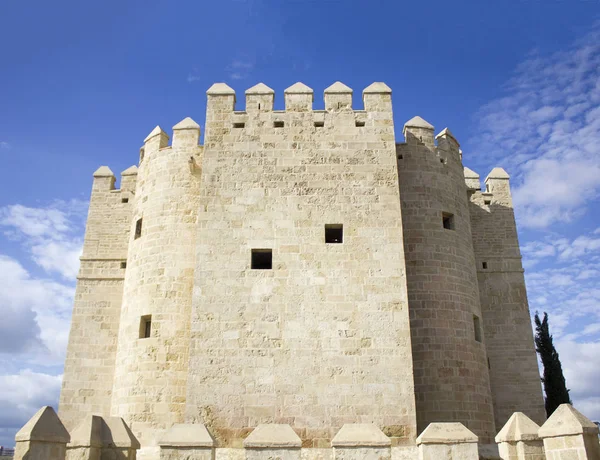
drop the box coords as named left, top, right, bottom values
left=0, top=141, right=9, bottom=150
left=466, top=25, right=600, bottom=229
left=225, top=58, right=255, bottom=81
left=0, top=370, right=62, bottom=447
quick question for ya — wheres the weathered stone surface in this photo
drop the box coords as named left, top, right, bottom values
left=14, top=407, right=70, bottom=460
left=416, top=423, right=478, bottom=460
left=495, top=412, right=544, bottom=460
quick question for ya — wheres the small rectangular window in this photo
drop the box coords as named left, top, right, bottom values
left=134, top=218, right=143, bottom=239
left=251, top=249, right=272, bottom=270
left=274, top=121, right=284, bottom=128
left=473, top=315, right=482, bottom=343
left=120, top=261, right=127, bottom=269
left=233, top=122, right=245, bottom=129
left=122, top=197, right=129, bottom=204
left=314, top=121, right=324, bottom=128
left=140, top=315, right=152, bottom=339
left=482, top=262, right=488, bottom=269
left=355, top=120, right=365, bottom=127
left=484, top=199, right=491, bottom=205
left=398, top=154, right=403, bottom=160
left=440, top=158, right=446, bottom=164
left=442, top=212, right=455, bottom=230
left=325, top=224, right=343, bottom=243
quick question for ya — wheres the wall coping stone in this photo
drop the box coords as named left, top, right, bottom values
left=15, top=406, right=70, bottom=444
left=495, top=412, right=541, bottom=443
left=158, top=423, right=215, bottom=448
left=243, top=424, right=301, bottom=449
left=416, top=422, right=478, bottom=445
left=538, top=404, right=599, bottom=438
left=331, top=424, right=391, bottom=447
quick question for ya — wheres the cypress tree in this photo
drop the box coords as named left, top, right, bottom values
left=534, top=312, right=572, bottom=417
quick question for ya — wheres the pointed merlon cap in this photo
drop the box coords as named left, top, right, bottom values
left=495, top=412, right=541, bottom=443
left=538, top=404, right=599, bottom=438
left=325, top=81, right=353, bottom=94
left=159, top=423, right=215, bottom=448
left=144, top=125, right=169, bottom=143
left=245, top=83, right=274, bottom=95
left=69, top=415, right=103, bottom=448
left=100, top=416, right=140, bottom=448
left=404, top=116, right=434, bottom=130
left=93, top=166, right=115, bottom=177
left=486, top=167, right=510, bottom=181
left=332, top=424, right=391, bottom=447
left=121, top=165, right=138, bottom=176
left=435, top=127, right=459, bottom=145
left=206, top=82, right=235, bottom=95
left=284, top=82, right=313, bottom=94
left=416, top=422, right=478, bottom=445
left=363, top=82, right=392, bottom=95
left=243, top=424, right=302, bottom=448
left=463, top=166, right=480, bottom=179
left=15, top=406, right=70, bottom=443
left=173, top=117, right=200, bottom=130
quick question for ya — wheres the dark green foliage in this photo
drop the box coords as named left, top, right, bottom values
left=534, top=312, right=572, bottom=417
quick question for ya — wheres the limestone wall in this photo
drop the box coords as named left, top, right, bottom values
left=110, top=121, right=202, bottom=451
left=396, top=121, right=495, bottom=441
left=59, top=167, right=136, bottom=431
left=468, top=169, right=546, bottom=428
left=185, top=82, right=416, bottom=448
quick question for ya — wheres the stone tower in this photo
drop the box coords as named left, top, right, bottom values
left=58, top=81, right=544, bottom=459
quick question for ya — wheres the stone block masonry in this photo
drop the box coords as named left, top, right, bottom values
left=56, top=81, right=545, bottom=459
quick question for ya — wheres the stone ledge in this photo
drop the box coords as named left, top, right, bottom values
left=158, top=423, right=215, bottom=448
left=416, top=423, right=478, bottom=445
left=15, top=406, right=70, bottom=444
left=332, top=424, right=391, bottom=447
left=243, top=424, right=301, bottom=449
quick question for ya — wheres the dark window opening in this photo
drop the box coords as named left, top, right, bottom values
left=120, top=261, right=127, bottom=269
left=482, top=262, right=488, bottom=270
left=442, top=212, right=455, bottom=230
left=233, top=122, right=245, bottom=129
left=258, top=103, right=261, bottom=110
left=398, top=154, right=403, bottom=160
left=474, top=315, right=482, bottom=343
left=488, top=357, right=491, bottom=369
left=484, top=199, right=491, bottom=205
left=251, top=249, right=272, bottom=269
left=274, top=121, right=284, bottom=128
left=134, top=218, right=143, bottom=239
left=140, top=315, right=152, bottom=339
left=355, top=120, right=365, bottom=127
left=314, top=121, right=324, bottom=128
left=440, top=158, right=446, bottom=164
left=139, top=147, right=145, bottom=162
left=122, top=197, right=129, bottom=204
left=325, top=224, right=343, bottom=243
left=486, top=184, right=490, bottom=192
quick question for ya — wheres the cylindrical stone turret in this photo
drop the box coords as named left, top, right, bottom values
left=110, top=120, right=202, bottom=455
left=397, top=118, right=496, bottom=442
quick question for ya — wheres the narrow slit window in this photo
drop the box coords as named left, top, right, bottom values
left=122, top=197, right=129, bottom=204
left=473, top=315, right=482, bottom=343
left=274, top=121, right=284, bottom=128
left=140, top=315, right=152, bottom=339
left=482, top=262, right=488, bottom=270
left=314, top=121, right=324, bottom=128
left=325, top=224, right=343, bottom=243
left=134, top=218, right=143, bottom=239
left=355, top=120, right=365, bottom=127
left=233, top=122, right=245, bottom=129
left=398, top=154, right=403, bottom=160
left=251, top=249, right=272, bottom=269
left=258, top=103, right=261, bottom=110
left=442, top=212, right=455, bottom=230
left=120, top=261, right=127, bottom=269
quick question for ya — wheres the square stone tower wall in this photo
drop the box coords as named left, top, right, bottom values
left=184, top=82, right=417, bottom=448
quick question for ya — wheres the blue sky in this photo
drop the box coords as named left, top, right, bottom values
left=1, top=0, right=600, bottom=447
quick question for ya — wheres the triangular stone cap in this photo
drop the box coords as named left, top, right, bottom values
left=284, top=82, right=313, bottom=94
left=93, top=166, right=115, bottom=178
left=121, top=165, right=138, bottom=176
left=173, top=117, right=200, bottom=130
left=463, top=166, right=480, bottom=179
left=416, top=422, right=478, bottom=445
left=15, top=406, right=70, bottom=443
left=332, top=424, right=391, bottom=447
left=206, top=83, right=235, bottom=95
left=495, top=412, right=541, bottom=443
left=324, top=81, right=353, bottom=94
left=243, top=424, right=301, bottom=448
left=486, top=167, right=510, bottom=181
left=435, top=127, right=459, bottom=145
left=144, top=125, right=168, bottom=143
left=404, top=116, right=434, bottom=130
left=363, top=82, right=392, bottom=94
left=158, top=423, right=215, bottom=448
left=246, top=83, right=274, bottom=95
left=100, top=416, right=141, bottom=449
left=69, top=415, right=103, bottom=448
left=538, top=404, right=599, bottom=438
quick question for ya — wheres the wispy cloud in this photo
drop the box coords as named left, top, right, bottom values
left=467, top=25, right=600, bottom=229
left=0, top=141, right=10, bottom=150
left=225, top=58, right=254, bottom=81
